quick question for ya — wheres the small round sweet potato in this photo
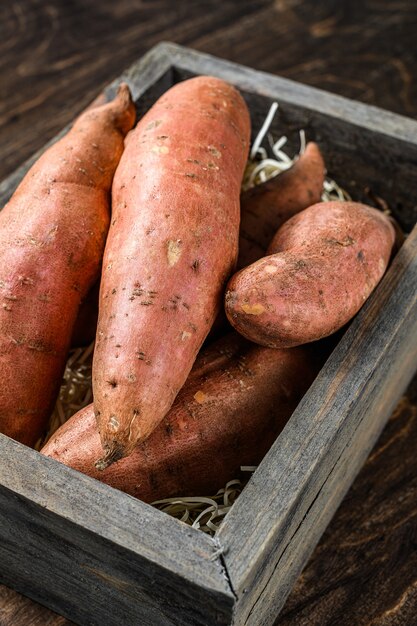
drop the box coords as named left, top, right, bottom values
left=225, top=201, right=396, bottom=348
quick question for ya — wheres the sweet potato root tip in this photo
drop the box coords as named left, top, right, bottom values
left=95, top=443, right=124, bottom=471
left=42, top=333, right=321, bottom=501
left=111, top=83, right=137, bottom=134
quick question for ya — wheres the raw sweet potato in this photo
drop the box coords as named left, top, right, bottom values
left=238, top=142, right=325, bottom=268
left=93, top=76, right=251, bottom=468
left=225, top=201, right=396, bottom=348
left=0, top=84, right=135, bottom=446
left=42, top=333, right=319, bottom=501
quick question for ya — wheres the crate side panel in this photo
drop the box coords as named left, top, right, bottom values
left=0, top=438, right=230, bottom=595
left=240, top=323, right=417, bottom=626
left=164, top=42, right=417, bottom=142
left=0, top=484, right=234, bottom=626
left=218, top=226, right=417, bottom=623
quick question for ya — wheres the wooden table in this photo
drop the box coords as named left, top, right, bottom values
left=1, top=2, right=417, bottom=624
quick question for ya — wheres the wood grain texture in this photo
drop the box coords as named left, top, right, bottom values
left=0, top=438, right=234, bottom=626
left=1, top=2, right=417, bottom=625
left=0, top=585, right=74, bottom=626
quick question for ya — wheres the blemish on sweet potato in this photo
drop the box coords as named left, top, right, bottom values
left=241, top=303, right=265, bottom=316
left=108, top=416, right=120, bottom=432
left=27, top=340, right=52, bottom=353
left=151, top=145, right=169, bottom=155
left=145, top=120, right=162, bottom=131
left=194, top=390, right=207, bottom=404
left=167, top=240, right=182, bottom=267
left=208, top=146, right=221, bottom=158
left=37, top=293, right=50, bottom=302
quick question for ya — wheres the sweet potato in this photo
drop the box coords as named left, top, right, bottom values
left=0, top=84, right=135, bottom=446
left=225, top=201, right=396, bottom=348
left=93, top=76, right=251, bottom=468
left=42, top=333, right=319, bottom=501
left=238, top=142, right=325, bottom=269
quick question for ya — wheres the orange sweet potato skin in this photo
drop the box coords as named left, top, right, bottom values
left=225, top=201, right=396, bottom=348
left=93, top=76, right=251, bottom=467
left=42, top=333, right=319, bottom=502
left=0, top=85, right=135, bottom=446
left=238, top=142, right=325, bottom=269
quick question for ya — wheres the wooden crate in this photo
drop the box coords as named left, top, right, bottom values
left=1, top=42, right=416, bottom=626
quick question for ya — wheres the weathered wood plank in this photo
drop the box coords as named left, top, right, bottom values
left=218, top=225, right=417, bottom=624
left=0, top=439, right=234, bottom=626
left=0, top=0, right=272, bottom=181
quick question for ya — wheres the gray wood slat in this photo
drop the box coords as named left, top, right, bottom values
left=0, top=439, right=234, bottom=625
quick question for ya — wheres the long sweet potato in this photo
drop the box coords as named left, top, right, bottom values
left=93, top=76, right=251, bottom=468
left=0, top=84, right=135, bottom=446
left=238, top=142, right=325, bottom=268
left=225, top=201, right=396, bottom=348
left=42, top=333, right=319, bottom=501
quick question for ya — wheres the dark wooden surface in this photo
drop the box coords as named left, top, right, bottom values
left=1, top=2, right=417, bottom=625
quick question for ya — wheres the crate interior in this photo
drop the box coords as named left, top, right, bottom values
left=9, top=62, right=417, bottom=535
left=43, top=65, right=407, bottom=532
